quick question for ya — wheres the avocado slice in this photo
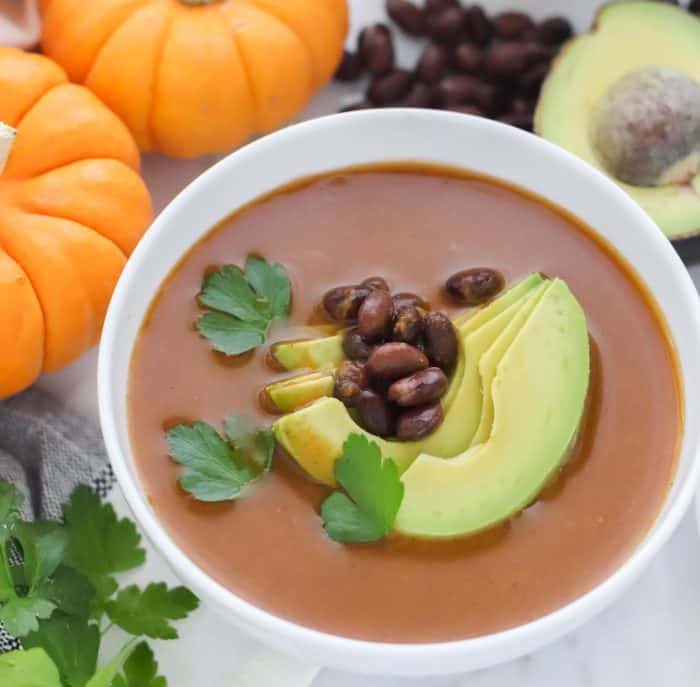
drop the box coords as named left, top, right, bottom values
left=535, top=2, right=700, bottom=260
left=395, top=279, right=590, bottom=538
left=271, top=334, right=344, bottom=371
left=273, top=277, right=545, bottom=486
left=265, top=371, right=335, bottom=413
left=469, top=282, right=549, bottom=447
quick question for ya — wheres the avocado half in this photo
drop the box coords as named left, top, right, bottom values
left=535, top=2, right=700, bottom=262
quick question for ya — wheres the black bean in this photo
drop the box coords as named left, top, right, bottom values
left=416, top=42, right=450, bottom=83
left=388, top=367, right=448, bottom=407
left=392, top=305, right=424, bottom=344
left=357, top=390, right=396, bottom=437
left=401, top=82, right=437, bottom=108
left=427, top=6, right=465, bottom=44
left=454, top=42, right=483, bottom=74
left=358, top=24, right=395, bottom=76
left=392, top=292, right=430, bottom=313
left=462, top=5, right=492, bottom=46
left=423, top=312, right=459, bottom=371
left=361, top=276, right=390, bottom=291
left=387, top=0, right=427, bottom=36
left=445, top=268, right=505, bottom=305
left=396, top=403, right=443, bottom=440
left=322, top=285, right=370, bottom=323
left=492, top=11, right=535, bottom=40
left=343, top=327, right=375, bottom=361
left=357, top=289, right=394, bottom=342
left=368, top=69, right=415, bottom=105
left=335, top=50, right=365, bottom=81
left=334, top=360, right=368, bottom=407
left=367, top=342, right=429, bottom=381
left=535, top=17, right=573, bottom=45
left=485, top=42, right=530, bottom=79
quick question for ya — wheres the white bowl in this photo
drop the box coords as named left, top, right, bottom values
left=98, top=109, right=700, bottom=676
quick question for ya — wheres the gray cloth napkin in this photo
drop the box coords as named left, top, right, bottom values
left=0, top=387, right=115, bottom=653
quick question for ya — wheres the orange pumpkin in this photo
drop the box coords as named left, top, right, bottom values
left=39, top=0, right=349, bottom=158
left=0, top=47, right=152, bottom=398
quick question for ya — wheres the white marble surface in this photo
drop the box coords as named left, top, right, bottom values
left=36, top=0, right=700, bottom=684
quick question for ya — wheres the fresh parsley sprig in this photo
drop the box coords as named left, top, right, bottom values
left=321, top=434, right=405, bottom=543
left=166, top=414, right=274, bottom=502
left=0, top=479, right=198, bottom=687
left=197, top=255, right=291, bottom=356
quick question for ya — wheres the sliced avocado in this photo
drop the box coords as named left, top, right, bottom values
left=395, top=279, right=590, bottom=538
left=265, top=371, right=335, bottom=413
left=469, top=283, right=549, bottom=447
left=273, top=278, right=545, bottom=486
left=271, top=334, right=344, bottom=371
left=535, top=2, right=700, bottom=260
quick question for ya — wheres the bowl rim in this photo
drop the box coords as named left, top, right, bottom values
left=98, top=109, right=700, bottom=674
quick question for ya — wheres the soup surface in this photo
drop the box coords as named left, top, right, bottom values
left=129, top=166, right=681, bottom=643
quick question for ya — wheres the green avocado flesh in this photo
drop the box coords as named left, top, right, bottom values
left=272, top=274, right=544, bottom=486
left=535, top=2, right=700, bottom=240
left=395, top=279, right=590, bottom=538
left=272, top=335, right=344, bottom=371
left=265, top=371, right=335, bottom=413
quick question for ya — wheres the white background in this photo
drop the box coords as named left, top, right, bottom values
left=39, top=1, right=700, bottom=685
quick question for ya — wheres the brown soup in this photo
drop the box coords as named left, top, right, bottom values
left=129, top=166, right=681, bottom=643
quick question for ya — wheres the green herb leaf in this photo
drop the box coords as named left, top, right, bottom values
left=321, top=434, right=404, bottom=544
left=167, top=421, right=252, bottom=501
left=245, top=255, right=291, bottom=320
left=14, top=521, right=68, bottom=593
left=197, top=257, right=291, bottom=356
left=0, top=479, right=23, bottom=545
left=105, top=583, right=199, bottom=640
left=199, top=265, right=268, bottom=328
left=196, top=313, right=265, bottom=356
left=166, top=415, right=273, bottom=502
left=0, top=648, right=63, bottom=687
left=85, top=639, right=139, bottom=687
left=223, top=415, right=275, bottom=474
left=23, top=612, right=99, bottom=687
left=63, top=486, right=145, bottom=609
left=112, top=642, right=166, bottom=687
left=37, top=566, right=95, bottom=620
left=0, top=596, right=55, bottom=637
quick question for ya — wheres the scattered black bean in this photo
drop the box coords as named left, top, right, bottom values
left=427, top=6, right=465, bottom=43
left=416, top=42, right=450, bottom=83
left=445, top=267, right=505, bottom=305
left=343, top=327, right=375, bottom=361
left=367, top=342, right=429, bottom=381
left=358, top=24, right=395, bottom=76
left=357, top=390, right=396, bottom=437
left=454, top=42, right=483, bottom=73
left=485, top=42, right=530, bottom=79
left=388, top=367, right=448, bottom=407
left=423, top=312, right=459, bottom=371
left=334, top=360, right=368, bottom=406
left=322, top=285, right=370, bottom=323
left=387, top=0, right=427, bottom=36
left=392, top=304, right=424, bottom=344
left=335, top=50, right=365, bottom=82
left=492, top=11, right=535, bottom=40
left=368, top=68, right=415, bottom=105
left=401, top=81, right=437, bottom=107
left=357, top=289, right=394, bottom=341
left=462, top=5, right=492, bottom=46
left=396, top=403, right=444, bottom=440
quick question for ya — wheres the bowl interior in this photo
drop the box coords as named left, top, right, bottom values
left=99, top=110, right=700, bottom=675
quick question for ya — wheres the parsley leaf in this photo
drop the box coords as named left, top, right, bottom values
left=63, top=486, right=145, bottom=613
left=0, top=596, right=55, bottom=636
left=166, top=415, right=274, bottom=502
left=23, top=612, right=99, bottom=687
left=0, top=647, right=63, bottom=687
left=0, top=479, right=23, bottom=545
left=321, top=434, right=404, bottom=543
left=14, top=521, right=68, bottom=593
left=196, top=313, right=265, bottom=356
left=245, top=255, right=291, bottom=320
left=112, top=642, right=166, bottom=687
left=37, top=566, right=95, bottom=620
left=85, top=640, right=139, bottom=687
left=105, top=583, right=199, bottom=640
left=196, top=257, right=290, bottom=356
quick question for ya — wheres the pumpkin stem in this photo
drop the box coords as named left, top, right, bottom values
left=0, top=122, right=16, bottom=175
left=177, top=0, right=224, bottom=5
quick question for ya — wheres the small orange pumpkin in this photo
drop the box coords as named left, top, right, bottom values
left=39, top=0, right=349, bottom=158
left=0, top=47, right=152, bottom=398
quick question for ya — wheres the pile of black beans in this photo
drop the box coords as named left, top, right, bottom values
left=323, top=268, right=503, bottom=441
left=334, top=0, right=577, bottom=131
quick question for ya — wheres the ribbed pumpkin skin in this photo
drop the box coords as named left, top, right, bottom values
left=0, top=47, right=152, bottom=398
left=39, top=0, right=349, bottom=157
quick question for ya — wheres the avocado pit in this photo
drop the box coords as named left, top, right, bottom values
left=591, top=66, right=700, bottom=187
